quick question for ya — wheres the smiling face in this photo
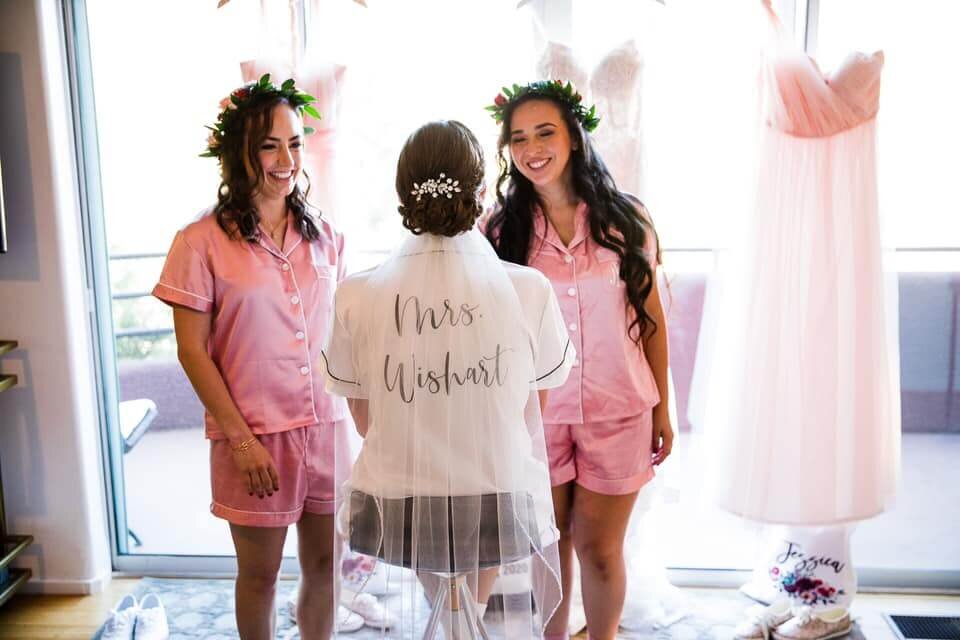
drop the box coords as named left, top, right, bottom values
left=254, top=103, right=304, bottom=202
left=507, top=98, right=577, bottom=192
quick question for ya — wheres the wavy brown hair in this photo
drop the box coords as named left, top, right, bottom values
left=483, top=95, right=661, bottom=343
left=395, top=121, right=485, bottom=237
left=213, top=96, right=321, bottom=242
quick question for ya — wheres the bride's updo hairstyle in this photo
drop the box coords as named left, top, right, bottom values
left=396, top=120, right=485, bottom=237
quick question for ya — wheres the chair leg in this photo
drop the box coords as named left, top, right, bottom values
left=422, top=575, right=449, bottom=640
left=423, top=572, right=491, bottom=640
left=458, top=578, right=491, bottom=640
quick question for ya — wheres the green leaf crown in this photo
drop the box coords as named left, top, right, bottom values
left=201, top=74, right=321, bottom=159
left=485, top=79, right=600, bottom=133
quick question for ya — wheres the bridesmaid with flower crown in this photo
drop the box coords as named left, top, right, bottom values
left=482, top=80, right=675, bottom=640
left=153, top=76, right=348, bottom=639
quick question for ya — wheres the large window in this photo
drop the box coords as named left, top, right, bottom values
left=811, top=0, right=960, bottom=580
left=815, top=0, right=960, bottom=249
left=82, top=0, right=543, bottom=567
left=76, top=0, right=958, bottom=585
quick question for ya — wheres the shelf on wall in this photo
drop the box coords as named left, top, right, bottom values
left=0, top=341, right=18, bottom=394
left=0, top=535, right=33, bottom=572
left=0, top=569, right=32, bottom=608
left=0, top=375, right=16, bottom=394
left=0, top=340, right=31, bottom=607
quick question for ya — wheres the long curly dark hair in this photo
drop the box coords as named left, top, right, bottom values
left=213, top=95, right=321, bottom=242
left=483, top=94, right=661, bottom=343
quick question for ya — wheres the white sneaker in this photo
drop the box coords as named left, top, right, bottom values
left=285, top=582, right=364, bottom=633
left=772, top=606, right=852, bottom=640
left=734, top=599, right=793, bottom=639
left=134, top=593, right=169, bottom=640
left=100, top=594, right=139, bottom=640
left=337, top=606, right=365, bottom=633
left=341, top=590, right=397, bottom=629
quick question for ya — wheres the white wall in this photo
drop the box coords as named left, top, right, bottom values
left=0, top=0, right=111, bottom=594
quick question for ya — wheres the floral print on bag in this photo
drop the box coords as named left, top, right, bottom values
left=770, top=565, right=846, bottom=606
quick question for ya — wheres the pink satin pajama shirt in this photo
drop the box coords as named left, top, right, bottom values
left=486, top=202, right=662, bottom=494
left=152, top=211, right=349, bottom=438
left=528, top=202, right=660, bottom=426
left=153, top=210, right=349, bottom=524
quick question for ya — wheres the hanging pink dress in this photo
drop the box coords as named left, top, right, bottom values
left=711, top=13, right=901, bottom=525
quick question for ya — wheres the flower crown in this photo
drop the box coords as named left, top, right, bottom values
left=200, top=74, right=321, bottom=159
left=485, top=79, right=600, bottom=133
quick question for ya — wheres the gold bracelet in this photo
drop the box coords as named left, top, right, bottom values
left=231, top=436, right=257, bottom=453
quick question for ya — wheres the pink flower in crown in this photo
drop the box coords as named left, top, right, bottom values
left=218, top=97, right=234, bottom=111
left=206, top=131, right=218, bottom=148
left=232, top=86, right=250, bottom=100
left=494, top=93, right=507, bottom=107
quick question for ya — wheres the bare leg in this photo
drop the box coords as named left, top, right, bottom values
left=230, top=523, right=288, bottom=640
left=571, top=485, right=638, bottom=640
left=295, top=512, right=337, bottom=640
left=542, top=482, right=575, bottom=638
left=474, top=568, right=499, bottom=607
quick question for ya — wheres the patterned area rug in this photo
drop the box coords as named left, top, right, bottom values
left=92, top=577, right=865, bottom=639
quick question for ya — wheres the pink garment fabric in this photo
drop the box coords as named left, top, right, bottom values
left=545, top=411, right=655, bottom=495
left=764, top=47, right=884, bottom=138
left=709, top=13, right=900, bottom=524
left=153, top=210, right=348, bottom=439
left=209, top=420, right=350, bottom=526
left=525, top=203, right=660, bottom=424
left=241, top=58, right=345, bottom=219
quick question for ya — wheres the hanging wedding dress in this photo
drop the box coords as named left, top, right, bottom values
left=536, top=40, right=645, bottom=196
left=589, top=40, right=646, bottom=198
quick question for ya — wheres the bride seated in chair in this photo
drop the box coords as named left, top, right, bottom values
left=320, top=120, right=574, bottom=639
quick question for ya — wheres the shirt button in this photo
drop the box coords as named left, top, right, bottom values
left=296, top=331, right=305, bottom=340
left=568, top=323, right=578, bottom=331
left=291, top=295, right=300, bottom=305
left=281, top=263, right=290, bottom=271
left=567, top=287, right=576, bottom=297
left=564, top=255, right=573, bottom=264
left=299, top=366, right=309, bottom=375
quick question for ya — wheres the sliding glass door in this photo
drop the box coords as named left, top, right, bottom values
left=70, top=0, right=958, bottom=587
